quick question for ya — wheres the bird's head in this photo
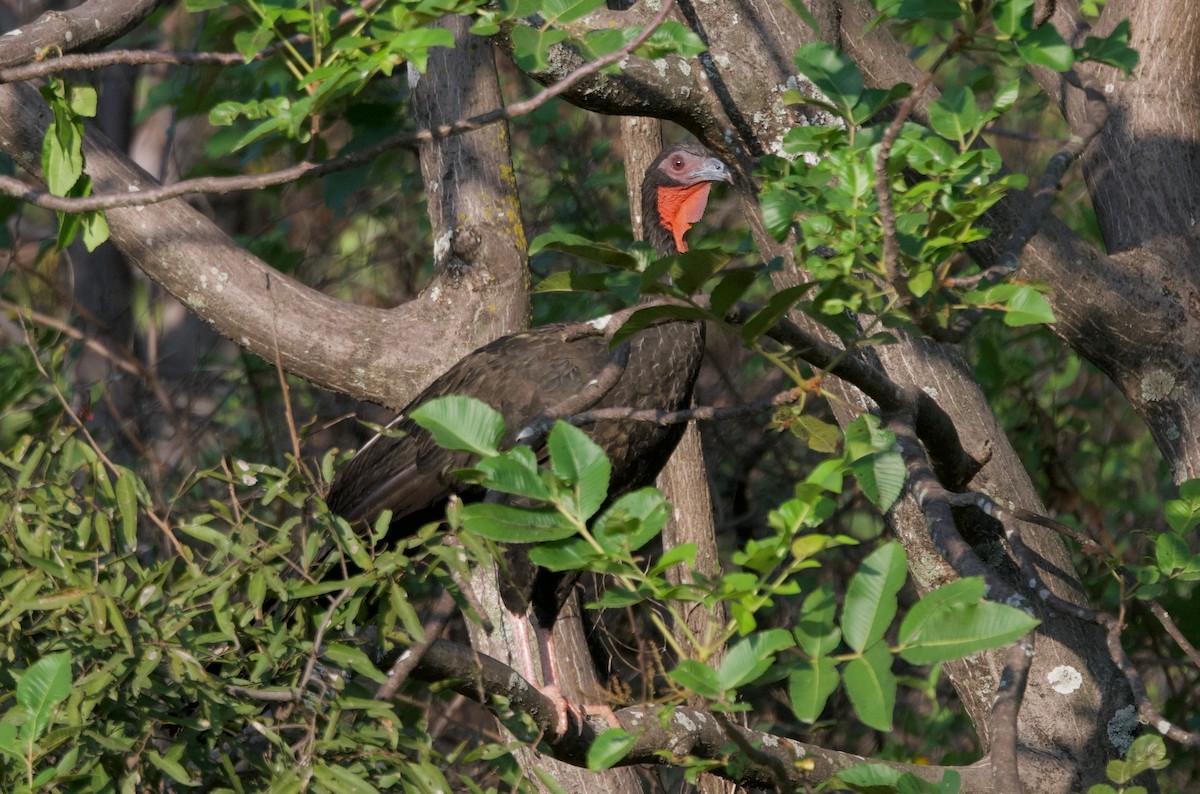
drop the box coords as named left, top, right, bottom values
left=641, top=143, right=733, bottom=256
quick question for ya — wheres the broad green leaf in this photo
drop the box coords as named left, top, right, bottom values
left=634, top=21, right=707, bottom=59
left=841, top=541, right=906, bottom=653
left=510, top=24, right=569, bottom=72
left=788, top=657, right=839, bottom=723
left=1078, top=20, right=1138, bottom=76
left=898, top=577, right=985, bottom=646
left=672, top=249, right=732, bottom=296
left=977, top=283, right=1057, bottom=326
left=1155, top=533, right=1189, bottom=574
left=410, top=396, right=505, bottom=457
left=530, top=231, right=640, bottom=271
left=548, top=421, right=611, bottom=520
left=795, top=583, right=842, bottom=657
left=760, top=188, right=803, bottom=241
left=709, top=268, right=757, bottom=317
left=668, top=659, right=721, bottom=699
left=322, top=643, right=388, bottom=685
left=145, top=750, right=200, bottom=786
left=790, top=415, right=840, bottom=453
left=739, top=283, right=818, bottom=343
left=474, top=447, right=551, bottom=501
left=312, top=761, right=383, bottom=794
left=533, top=271, right=613, bottom=294
left=587, top=728, right=637, bottom=770
left=928, top=85, right=980, bottom=145
left=716, top=629, right=795, bottom=690
left=1017, top=25, right=1075, bottom=71
left=898, top=601, right=1038, bottom=664
left=991, top=0, right=1034, bottom=37
left=849, top=448, right=905, bottom=513
left=793, top=42, right=864, bottom=112
left=891, top=0, right=962, bottom=20
left=81, top=210, right=110, bottom=252
left=609, top=304, right=710, bottom=347
left=842, top=642, right=895, bottom=731
left=1165, top=493, right=1200, bottom=533
left=17, top=651, right=72, bottom=741
left=837, top=763, right=961, bottom=793
left=591, top=487, right=671, bottom=554
left=460, top=503, right=578, bottom=543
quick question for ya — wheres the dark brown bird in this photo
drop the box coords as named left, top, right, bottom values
left=327, top=142, right=731, bottom=728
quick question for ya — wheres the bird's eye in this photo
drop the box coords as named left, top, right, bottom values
left=672, top=157, right=685, bottom=169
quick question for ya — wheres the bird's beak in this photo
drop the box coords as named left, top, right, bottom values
left=695, top=157, right=734, bottom=185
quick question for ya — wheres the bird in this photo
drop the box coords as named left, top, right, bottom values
left=326, top=142, right=732, bottom=731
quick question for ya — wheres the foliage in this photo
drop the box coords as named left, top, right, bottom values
left=3, top=0, right=1193, bottom=789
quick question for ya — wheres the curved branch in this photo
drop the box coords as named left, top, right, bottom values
left=403, top=638, right=993, bottom=790
left=0, top=0, right=679, bottom=213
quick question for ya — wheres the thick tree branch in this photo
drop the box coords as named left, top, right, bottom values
left=402, top=638, right=993, bottom=790
left=0, top=1, right=678, bottom=213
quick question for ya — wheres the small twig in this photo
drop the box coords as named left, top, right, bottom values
left=297, top=588, right=353, bottom=696
left=0, top=0, right=679, bottom=212
left=713, top=713, right=792, bottom=793
left=1147, top=601, right=1200, bottom=671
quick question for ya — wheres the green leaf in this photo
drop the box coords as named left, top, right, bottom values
left=890, top=0, right=962, bottom=21
left=739, top=283, right=818, bottom=343
left=709, top=268, right=757, bottom=317
left=530, top=231, right=641, bottom=271
left=146, top=750, right=200, bottom=786
left=716, top=629, right=795, bottom=690
left=793, top=42, right=863, bottom=112
left=898, top=601, right=1038, bottom=664
left=668, top=658, right=721, bottom=699
left=841, top=541, right=906, bottom=653
left=790, top=415, right=840, bottom=454
left=1107, top=734, right=1169, bottom=784
left=474, top=447, right=551, bottom=501
left=591, top=487, right=670, bottom=554
left=1078, top=20, right=1138, bottom=77
left=548, top=421, right=611, bottom=520
left=510, top=24, right=569, bottom=72
left=459, top=503, right=578, bottom=543
left=991, top=0, right=1034, bottom=37
left=81, top=210, right=110, bottom=252
left=635, top=20, right=707, bottom=59
left=844, top=417, right=905, bottom=512
left=322, top=643, right=388, bottom=685
left=842, top=642, right=895, bottom=731
left=609, top=304, right=710, bottom=348
left=17, top=651, right=72, bottom=742
left=977, top=284, right=1057, bottom=326
left=587, top=728, right=637, bottom=770
left=410, top=396, right=505, bottom=457
left=114, top=467, right=139, bottom=550
left=1155, top=533, right=1189, bottom=574
left=788, top=657, right=839, bottom=723
left=898, top=577, right=985, bottom=646
left=928, top=85, right=980, bottom=145
left=672, top=249, right=733, bottom=296
left=837, top=763, right=961, bottom=793
left=795, top=583, right=842, bottom=657
left=1017, top=25, right=1075, bottom=71
left=760, top=188, right=803, bottom=241
left=312, top=761, right=383, bottom=794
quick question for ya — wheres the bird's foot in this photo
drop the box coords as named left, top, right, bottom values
left=540, top=686, right=621, bottom=735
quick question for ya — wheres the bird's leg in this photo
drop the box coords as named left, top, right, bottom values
left=505, top=617, right=574, bottom=735
left=535, top=625, right=620, bottom=732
